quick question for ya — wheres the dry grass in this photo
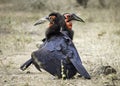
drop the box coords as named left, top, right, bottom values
left=0, top=0, right=120, bottom=86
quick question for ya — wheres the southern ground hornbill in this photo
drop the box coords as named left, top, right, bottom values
left=20, top=12, right=91, bottom=79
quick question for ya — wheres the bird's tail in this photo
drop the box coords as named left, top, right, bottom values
left=20, top=58, right=32, bottom=71
left=70, top=59, right=91, bottom=79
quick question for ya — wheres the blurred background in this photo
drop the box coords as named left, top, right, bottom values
left=0, top=0, right=120, bottom=86
left=0, top=0, right=120, bottom=22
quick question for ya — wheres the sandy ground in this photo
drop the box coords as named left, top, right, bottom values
left=0, top=1, right=120, bottom=84
left=0, top=21, right=120, bottom=86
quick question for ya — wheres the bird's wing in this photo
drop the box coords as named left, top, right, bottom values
left=23, top=35, right=90, bottom=79
left=61, top=36, right=91, bottom=79
left=33, top=49, right=62, bottom=77
left=32, top=36, right=66, bottom=78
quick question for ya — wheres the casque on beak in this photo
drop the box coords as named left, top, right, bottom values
left=71, top=14, right=85, bottom=23
left=34, top=16, right=49, bottom=26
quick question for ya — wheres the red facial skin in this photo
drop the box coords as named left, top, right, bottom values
left=64, top=14, right=72, bottom=30
left=48, top=16, right=56, bottom=27
left=48, top=14, right=73, bottom=30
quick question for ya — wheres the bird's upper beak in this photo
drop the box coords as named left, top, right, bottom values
left=34, top=16, right=49, bottom=26
left=71, top=14, right=85, bottom=23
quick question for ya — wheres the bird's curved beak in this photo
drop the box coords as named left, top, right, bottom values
left=71, top=14, right=85, bottom=23
left=34, top=16, right=49, bottom=26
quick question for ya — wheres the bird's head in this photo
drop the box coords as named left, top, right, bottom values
left=34, top=12, right=64, bottom=28
left=63, top=13, right=85, bottom=30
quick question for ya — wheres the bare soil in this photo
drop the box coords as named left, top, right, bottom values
left=0, top=1, right=120, bottom=86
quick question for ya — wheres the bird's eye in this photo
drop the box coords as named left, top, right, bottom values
left=49, top=16, right=56, bottom=23
left=67, top=15, right=70, bottom=18
left=49, top=16, right=56, bottom=20
left=64, top=14, right=71, bottom=19
left=49, top=16, right=53, bottom=20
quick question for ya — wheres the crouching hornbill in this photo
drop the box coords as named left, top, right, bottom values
left=20, top=12, right=91, bottom=79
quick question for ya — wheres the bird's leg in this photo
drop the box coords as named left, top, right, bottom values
left=61, top=60, right=66, bottom=80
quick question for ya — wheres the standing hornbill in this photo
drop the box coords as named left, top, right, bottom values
left=20, top=12, right=91, bottom=79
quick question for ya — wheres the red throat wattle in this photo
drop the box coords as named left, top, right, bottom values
left=65, top=19, right=72, bottom=30
left=48, top=16, right=56, bottom=28
left=64, top=14, right=72, bottom=30
left=49, top=23, right=54, bottom=27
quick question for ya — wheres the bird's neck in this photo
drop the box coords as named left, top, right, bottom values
left=45, top=24, right=61, bottom=39
left=62, top=25, right=74, bottom=40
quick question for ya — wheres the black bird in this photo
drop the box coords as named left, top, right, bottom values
left=20, top=12, right=64, bottom=72
left=20, top=12, right=91, bottom=79
left=20, top=13, right=84, bottom=71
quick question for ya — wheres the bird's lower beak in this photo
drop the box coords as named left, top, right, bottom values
left=72, top=14, right=85, bottom=23
left=34, top=16, right=49, bottom=26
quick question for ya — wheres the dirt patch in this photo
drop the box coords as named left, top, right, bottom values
left=0, top=2, right=120, bottom=85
